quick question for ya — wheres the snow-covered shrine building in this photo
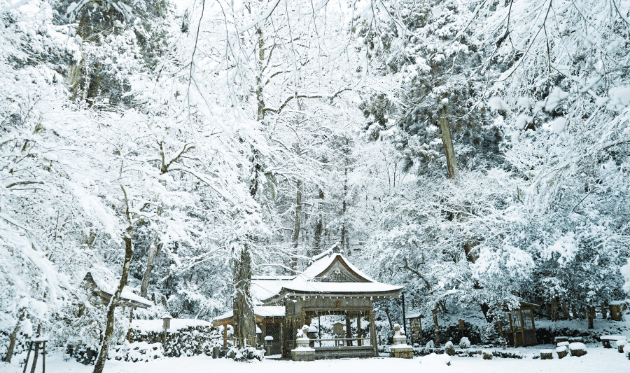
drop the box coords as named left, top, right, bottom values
left=213, top=247, right=402, bottom=359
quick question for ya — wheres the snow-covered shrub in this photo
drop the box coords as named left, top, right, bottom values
left=127, top=322, right=220, bottom=357
left=425, top=340, right=435, bottom=349
left=459, top=337, right=471, bottom=349
left=444, top=341, right=455, bottom=356
left=109, top=341, right=164, bottom=362
left=226, top=346, right=264, bottom=362
left=418, top=353, right=451, bottom=367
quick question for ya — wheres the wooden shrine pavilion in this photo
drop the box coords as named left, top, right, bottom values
left=213, top=246, right=403, bottom=358
left=499, top=301, right=539, bottom=347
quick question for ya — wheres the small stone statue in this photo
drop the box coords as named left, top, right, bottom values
left=297, top=325, right=310, bottom=339
left=393, top=324, right=405, bottom=337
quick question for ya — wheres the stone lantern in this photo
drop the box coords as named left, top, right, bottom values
left=162, top=314, right=172, bottom=345
left=162, top=314, right=172, bottom=330
left=389, top=324, right=413, bottom=359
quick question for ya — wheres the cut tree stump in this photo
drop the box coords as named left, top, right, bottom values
left=540, top=350, right=553, bottom=360
left=556, top=346, right=568, bottom=359
left=569, top=343, right=587, bottom=357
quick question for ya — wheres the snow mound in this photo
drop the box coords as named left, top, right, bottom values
left=418, top=353, right=451, bottom=367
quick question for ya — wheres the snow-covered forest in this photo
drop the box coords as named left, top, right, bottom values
left=2, top=0, right=630, bottom=369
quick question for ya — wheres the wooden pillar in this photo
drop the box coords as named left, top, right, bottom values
left=318, top=314, right=321, bottom=347
left=345, top=313, right=352, bottom=346
left=22, top=341, right=33, bottom=373
left=357, top=313, right=362, bottom=346
left=369, top=310, right=378, bottom=357
left=30, top=325, right=41, bottom=373
left=279, top=320, right=284, bottom=358
left=222, top=324, right=227, bottom=349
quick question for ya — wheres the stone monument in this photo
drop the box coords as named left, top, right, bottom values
left=389, top=324, right=413, bottom=359
left=291, top=325, right=316, bottom=361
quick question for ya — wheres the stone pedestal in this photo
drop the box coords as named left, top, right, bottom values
left=389, top=324, right=413, bottom=359
left=292, top=338, right=315, bottom=361
left=292, top=326, right=315, bottom=361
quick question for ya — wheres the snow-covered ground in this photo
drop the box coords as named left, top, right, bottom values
left=2, top=346, right=628, bottom=373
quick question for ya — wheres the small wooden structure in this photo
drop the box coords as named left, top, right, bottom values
left=212, top=306, right=286, bottom=354
left=404, top=311, right=423, bottom=345
left=22, top=335, right=48, bottom=373
left=214, top=245, right=403, bottom=359
left=609, top=301, right=627, bottom=321
left=499, top=302, right=539, bottom=347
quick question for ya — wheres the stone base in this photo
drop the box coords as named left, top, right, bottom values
left=390, top=345, right=413, bottom=359
left=292, top=348, right=316, bottom=361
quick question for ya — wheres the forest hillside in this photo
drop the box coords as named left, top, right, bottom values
left=2, top=0, right=630, bottom=365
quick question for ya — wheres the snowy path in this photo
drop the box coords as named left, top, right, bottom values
left=1, top=347, right=627, bottom=373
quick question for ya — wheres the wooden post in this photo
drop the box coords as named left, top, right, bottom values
left=369, top=310, right=378, bottom=357
left=30, top=325, right=41, bottom=373
left=222, top=325, right=227, bottom=349
left=42, top=342, right=46, bottom=373
left=357, top=313, right=362, bottom=346
left=601, top=303, right=608, bottom=319
left=279, top=320, right=284, bottom=358
left=346, top=313, right=352, bottom=346
left=22, top=341, right=33, bottom=373
left=318, top=314, right=321, bottom=347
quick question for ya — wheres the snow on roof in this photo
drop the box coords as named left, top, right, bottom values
left=298, top=253, right=375, bottom=282
left=255, top=253, right=402, bottom=302
left=131, top=318, right=213, bottom=333
left=213, top=306, right=286, bottom=323
left=252, top=278, right=293, bottom=303
left=281, top=280, right=402, bottom=295
left=85, top=272, right=153, bottom=308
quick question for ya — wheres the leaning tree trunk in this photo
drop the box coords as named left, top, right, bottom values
left=438, top=106, right=458, bottom=179
left=3, top=308, right=25, bottom=363
left=93, top=225, right=134, bottom=373
left=140, top=238, right=161, bottom=298
left=233, top=243, right=255, bottom=348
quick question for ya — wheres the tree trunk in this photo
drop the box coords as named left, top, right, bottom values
left=291, top=179, right=302, bottom=273
left=340, top=157, right=349, bottom=255
left=140, top=238, right=161, bottom=298
left=601, top=303, right=608, bottom=319
left=562, top=299, right=571, bottom=320
left=551, top=297, right=559, bottom=321
left=384, top=306, right=393, bottom=331
left=255, top=26, right=265, bottom=121
left=93, top=225, right=134, bottom=373
left=233, top=243, right=254, bottom=348
left=587, top=306, right=595, bottom=329
left=311, top=188, right=324, bottom=257
left=3, top=308, right=25, bottom=363
left=432, top=307, right=440, bottom=347
left=438, top=106, right=458, bottom=179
